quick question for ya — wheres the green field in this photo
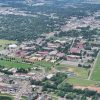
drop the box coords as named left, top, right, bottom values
left=65, top=77, right=100, bottom=87
left=0, top=39, right=17, bottom=50
left=0, top=59, right=54, bottom=70
left=56, top=65, right=89, bottom=79
left=97, top=29, right=100, bottom=34
left=22, top=96, right=28, bottom=100
left=34, top=61, right=53, bottom=71
left=91, top=54, right=100, bottom=81
left=0, top=39, right=16, bottom=45
left=0, top=94, right=14, bottom=100
left=0, top=59, right=32, bottom=69
left=90, top=41, right=100, bottom=45
left=50, top=93, right=59, bottom=100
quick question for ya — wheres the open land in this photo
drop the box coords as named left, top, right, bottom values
left=56, top=65, right=89, bottom=79
left=66, top=77, right=100, bottom=87
left=0, top=0, right=99, bottom=100
left=0, top=59, right=32, bottom=69
left=0, top=39, right=16, bottom=50
left=91, top=54, right=100, bottom=81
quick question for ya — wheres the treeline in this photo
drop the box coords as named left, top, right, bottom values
left=56, top=27, right=99, bottom=39
left=0, top=96, right=12, bottom=100
left=0, top=1, right=100, bottom=41
left=0, top=14, right=57, bottom=41
left=31, top=72, right=100, bottom=100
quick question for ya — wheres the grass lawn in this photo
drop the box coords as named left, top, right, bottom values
left=65, top=77, right=100, bottom=87
left=34, top=61, right=53, bottom=70
left=56, top=65, right=89, bottom=79
left=0, top=59, right=32, bottom=69
left=0, top=39, right=17, bottom=50
left=0, top=39, right=16, bottom=45
left=90, top=41, right=100, bottom=45
left=0, top=94, right=14, bottom=100
left=91, top=55, right=100, bottom=81
left=50, top=93, right=59, bottom=100
left=21, top=96, right=28, bottom=100
left=97, top=29, right=100, bottom=34
left=0, top=59, right=53, bottom=70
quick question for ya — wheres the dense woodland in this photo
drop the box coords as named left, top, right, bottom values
left=0, top=0, right=100, bottom=41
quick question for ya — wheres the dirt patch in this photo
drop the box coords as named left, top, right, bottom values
left=68, top=68, right=74, bottom=72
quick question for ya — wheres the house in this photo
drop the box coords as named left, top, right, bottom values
left=49, top=50, right=57, bottom=56
left=76, top=42, right=84, bottom=49
left=47, top=43, right=59, bottom=49
left=54, top=40, right=66, bottom=44
left=36, top=38, right=43, bottom=44
left=9, top=44, right=17, bottom=52
left=29, top=57, right=43, bottom=62
left=45, top=56, right=51, bottom=61
left=22, top=47, right=36, bottom=51
left=37, top=51, right=49, bottom=56
left=91, top=41, right=100, bottom=47
left=70, top=47, right=81, bottom=54
left=9, top=68, right=17, bottom=73
left=50, top=59, right=56, bottom=63
left=86, top=51, right=94, bottom=56
left=43, top=47, right=53, bottom=51
left=9, top=44, right=17, bottom=49
left=56, top=52, right=65, bottom=58
left=67, top=55, right=80, bottom=61
left=46, top=74, right=54, bottom=79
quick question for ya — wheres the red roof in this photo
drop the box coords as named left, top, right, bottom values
left=57, top=52, right=64, bottom=57
left=37, top=51, right=49, bottom=55
left=76, top=43, right=84, bottom=49
left=70, top=48, right=81, bottom=54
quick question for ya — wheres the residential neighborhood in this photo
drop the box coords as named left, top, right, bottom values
left=0, top=0, right=100, bottom=100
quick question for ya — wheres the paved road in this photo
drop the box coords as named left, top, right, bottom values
left=88, top=51, right=100, bottom=80
left=70, top=38, right=76, bottom=50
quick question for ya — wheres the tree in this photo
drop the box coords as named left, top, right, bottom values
left=58, top=83, right=73, bottom=92
left=66, top=93, right=76, bottom=100
left=81, top=95, right=87, bottom=100
left=57, top=90, right=65, bottom=97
